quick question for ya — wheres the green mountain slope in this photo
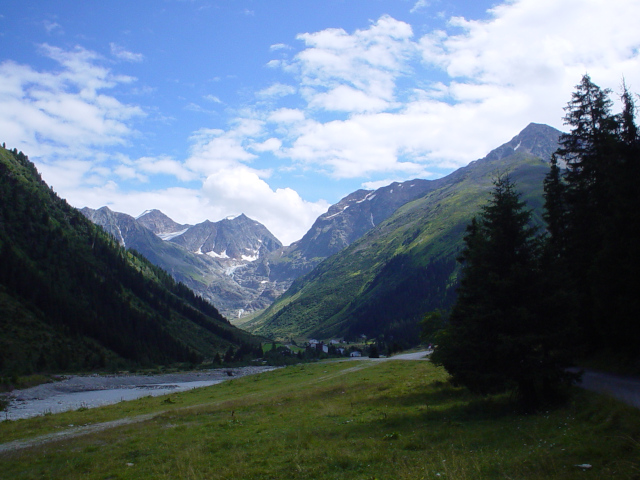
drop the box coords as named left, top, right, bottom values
left=0, top=146, right=260, bottom=375
left=248, top=124, right=560, bottom=344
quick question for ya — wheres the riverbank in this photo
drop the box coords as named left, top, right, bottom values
left=2, top=366, right=276, bottom=420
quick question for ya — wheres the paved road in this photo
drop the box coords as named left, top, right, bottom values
left=346, top=350, right=432, bottom=362
left=387, top=350, right=432, bottom=360
left=378, top=352, right=640, bottom=410
left=571, top=368, right=640, bottom=409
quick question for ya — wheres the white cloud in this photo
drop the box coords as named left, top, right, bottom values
left=309, top=85, right=391, bottom=113
left=110, top=43, right=144, bottom=62
left=203, top=94, right=222, bottom=103
left=270, top=43, right=291, bottom=51
left=201, top=166, right=328, bottom=244
left=134, top=155, right=197, bottom=181
left=291, top=15, right=416, bottom=113
left=268, top=108, right=305, bottom=124
left=114, top=164, right=147, bottom=182
left=257, top=82, right=297, bottom=99
left=0, top=44, right=143, bottom=164
left=410, top=1, right=431, bottom=14
left=43, top=20, right=63, bottom=35
left=185, top=128, right=257, bottom=175
left=266, top=0, right=640, bottom=180
left=251, top=137, right=282, bottom=153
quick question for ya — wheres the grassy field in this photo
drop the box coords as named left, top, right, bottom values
left=1, top=359, right=640, bottom=479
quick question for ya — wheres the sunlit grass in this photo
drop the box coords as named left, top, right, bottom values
left=2, top=360, right=640, bottom=479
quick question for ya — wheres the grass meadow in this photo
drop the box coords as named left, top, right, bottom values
left=1, top=359, right=640, bottom=479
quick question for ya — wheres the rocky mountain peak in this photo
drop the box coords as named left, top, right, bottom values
left=485, top=123, right=562, bottom=162
left=137, top=209, right=190, bottom=237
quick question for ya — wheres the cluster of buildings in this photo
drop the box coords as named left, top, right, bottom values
left=307, top=339, right=362, bottom=357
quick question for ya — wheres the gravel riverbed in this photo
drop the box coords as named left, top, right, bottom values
left=2, top=366, right=277, bottom=420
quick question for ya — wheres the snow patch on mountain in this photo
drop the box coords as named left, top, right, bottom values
left=325, top=205, right=350, bottom=220
left=356, top=192, right=376, bottom=203
left=207, top=250, right=229, bottom=259
left=158, top=228, right=189, bottom=241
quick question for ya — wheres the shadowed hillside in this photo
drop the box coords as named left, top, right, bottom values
left=0, top=146, right=261, bottom=375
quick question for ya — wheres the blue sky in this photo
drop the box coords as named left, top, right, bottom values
left=1, top=0, right=639, bottom=244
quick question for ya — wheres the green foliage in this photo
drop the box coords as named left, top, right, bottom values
left=419, top=309, right=447, bottom=344
left=0, top=146, right=260, bottom=375
left=432, top=176, right=575, bottom=409
left=547, top=75, right=640, bottom=360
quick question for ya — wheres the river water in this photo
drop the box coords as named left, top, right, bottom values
left=2, top=366, right=276, bottom=420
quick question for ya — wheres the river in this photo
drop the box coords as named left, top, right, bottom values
left=2, top=366, right=276, bottom=420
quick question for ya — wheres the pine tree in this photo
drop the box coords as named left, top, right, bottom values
left=552, top=75, right=640, bottom=354
left=432, top=176, right=574, bottom=408
left=592, top=81, right=640, bottom=351
left=542, top=154, right=567, bottom=256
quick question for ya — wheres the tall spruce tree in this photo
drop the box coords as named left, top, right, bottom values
left=542, top=154, right=567, bottom=256
left=551, top=75, right=640, bottom=355
left=432, top=176, right=574, bottom=408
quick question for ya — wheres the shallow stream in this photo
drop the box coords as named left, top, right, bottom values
left=2, top=366, right=275, bottom=420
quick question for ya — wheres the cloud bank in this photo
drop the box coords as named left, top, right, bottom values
left=1, top=0, right=639, bottom=244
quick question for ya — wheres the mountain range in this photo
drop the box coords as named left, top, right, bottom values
left=80, top=207, right=288, bottom=319
left=244, top=123, right=561, bottom=344
left=79, top=123, right=561, bottom=350
left=81, top=170, right=447, bottom=320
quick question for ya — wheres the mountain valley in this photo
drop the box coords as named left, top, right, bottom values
left=80, top=123, right=561, bottom=348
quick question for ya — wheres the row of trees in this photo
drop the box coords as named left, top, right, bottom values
left=428, top=75, right=639, bottom=409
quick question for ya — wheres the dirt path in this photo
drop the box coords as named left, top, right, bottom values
left=0, top=357, right=421, bottom=455
left=0, top=414, right=157, bottom=455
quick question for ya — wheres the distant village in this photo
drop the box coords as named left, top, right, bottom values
left=262, top=335, right=397, bottom=362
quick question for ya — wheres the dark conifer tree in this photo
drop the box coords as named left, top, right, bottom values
left=592, top=81, right=640, bottom=351
left=432, top=176, right=574, bottom=408
left=551, top=75, right=640, bottom=354
left=542, top=154, right=568, bottom=256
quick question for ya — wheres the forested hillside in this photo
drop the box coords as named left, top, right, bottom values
left=0, top=146, right=261, bottom=375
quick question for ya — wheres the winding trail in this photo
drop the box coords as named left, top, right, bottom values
left=0, top=414, right=156, bottom=454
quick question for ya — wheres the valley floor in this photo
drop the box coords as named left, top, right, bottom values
left=2, top=358, right=640, bottom=479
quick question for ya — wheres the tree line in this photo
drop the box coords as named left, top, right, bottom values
left=426, top=75, right=640, bottom=409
